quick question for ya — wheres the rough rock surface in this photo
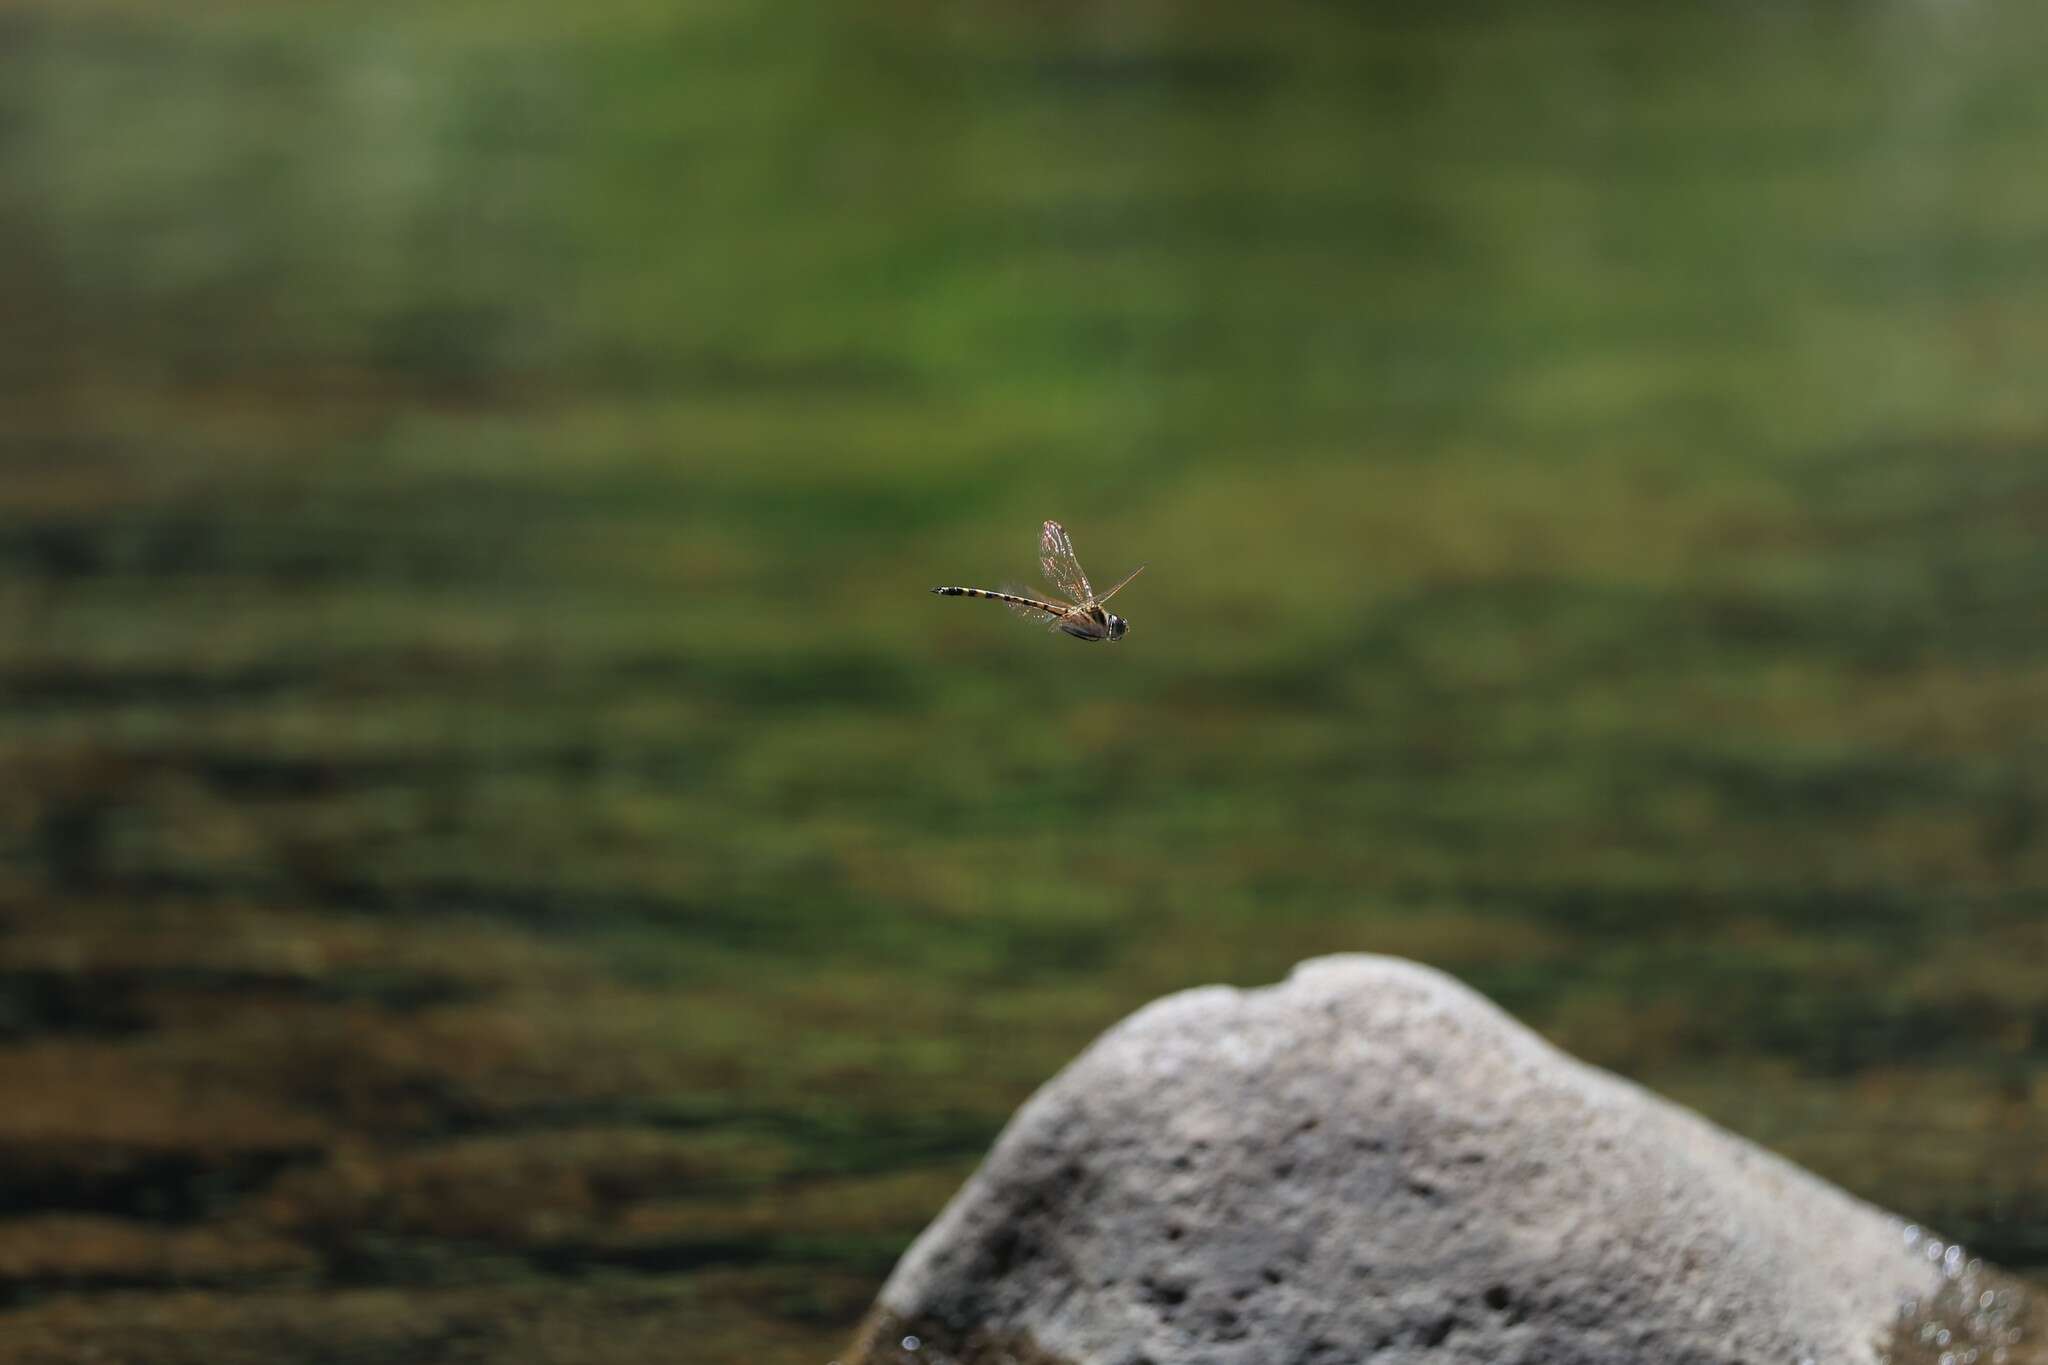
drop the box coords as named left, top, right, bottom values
left=850, top=955, right=1969, bottom=1365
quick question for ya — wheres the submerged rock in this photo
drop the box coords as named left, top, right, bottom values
left=848, top=955, right=2031, bottom=1365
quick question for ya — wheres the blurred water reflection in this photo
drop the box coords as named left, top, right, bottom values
left=2, top=4, right=2045, bottom=1362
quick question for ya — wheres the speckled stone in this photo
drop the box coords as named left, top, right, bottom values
left=854, top=955, right=1964, bottom=1365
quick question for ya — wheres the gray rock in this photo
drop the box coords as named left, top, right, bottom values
left=847, top=954, right=1999, bottom=1365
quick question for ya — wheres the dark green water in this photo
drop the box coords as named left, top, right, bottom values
left=2, top=3, right=2045, bottom=1360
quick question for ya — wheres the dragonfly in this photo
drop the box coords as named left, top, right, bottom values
left=932, top=520, right=1146, bottom=642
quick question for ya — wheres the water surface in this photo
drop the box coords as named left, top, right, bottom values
left=2, top=3, right=2045, bottom=1360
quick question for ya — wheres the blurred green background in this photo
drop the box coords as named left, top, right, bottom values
left=3, top=2, right=2046, bottom=1361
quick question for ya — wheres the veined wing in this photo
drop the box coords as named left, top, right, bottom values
left=1094, top=563, right=1146, bottom=604
left=1040, top=520, right=1094, bottom=606
left=999, top=581, right=1070, bottom=625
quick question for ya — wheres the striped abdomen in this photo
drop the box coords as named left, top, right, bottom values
left=932, top=585, right=1118, bottom=641
left=930, top=585, right=1066, bottom=615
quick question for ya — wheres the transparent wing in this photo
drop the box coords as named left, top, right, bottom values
left=1039, top=520, right=1094, bottom=605
left=999, top=581, right=1069, bottom=626
left=1094, top=563, right=1146, bottom=604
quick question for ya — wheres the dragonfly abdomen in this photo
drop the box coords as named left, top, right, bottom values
left=931, top=585, right=1053, bottom=609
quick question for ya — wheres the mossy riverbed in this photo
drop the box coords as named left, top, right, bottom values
left=3, top=2, right=2046, bottom=1360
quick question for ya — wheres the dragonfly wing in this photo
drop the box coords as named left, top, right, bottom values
left=1000, top=582, right=1069, bottom=624
left=1039, top=520, right=1095, bottom=605
left=1094, top=563, right=1146, bottom=604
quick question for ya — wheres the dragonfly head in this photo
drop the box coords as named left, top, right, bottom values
left=1106, top=613, right=1128, bottom=641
